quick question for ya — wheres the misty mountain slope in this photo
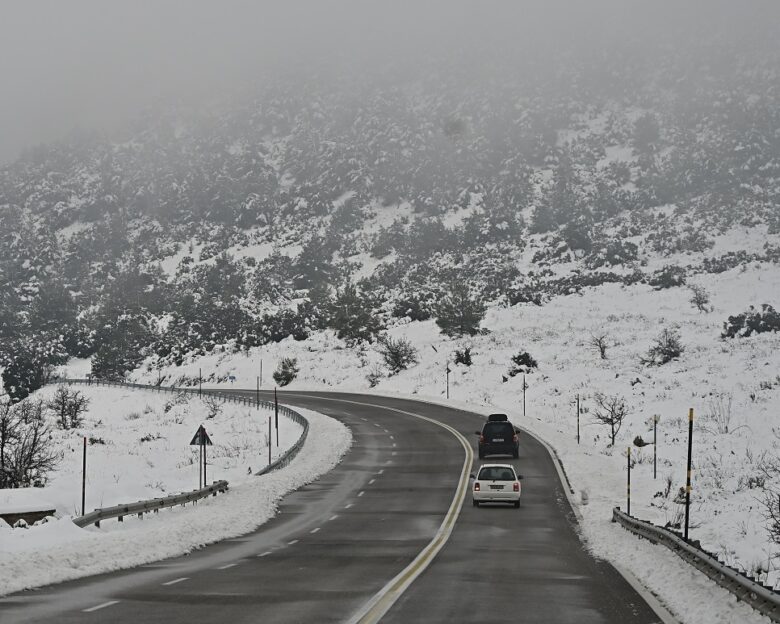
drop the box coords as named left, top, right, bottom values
left=1, top=40, right=780, bottom=402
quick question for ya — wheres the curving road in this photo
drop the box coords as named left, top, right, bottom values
left=0, top=391, right=665, bottom=623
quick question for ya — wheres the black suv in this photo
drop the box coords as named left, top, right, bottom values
left=475, top=414, right=519, bottom=459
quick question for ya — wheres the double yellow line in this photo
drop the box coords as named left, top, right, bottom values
left=282, top=393, right=473, bottom=624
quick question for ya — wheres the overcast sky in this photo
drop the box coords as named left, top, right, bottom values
left=1, top=1, right=778, bottom=165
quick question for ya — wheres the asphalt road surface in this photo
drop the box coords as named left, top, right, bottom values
left=0, top=391, right=664, bottom=623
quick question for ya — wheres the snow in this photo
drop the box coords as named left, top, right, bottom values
left=3, top=385, right=304, bottom=519
left=124, top=259, right=780, bottom=623
left=0, top=489, right=57, bottom=515
left=0, top=399, right=351, bottom=595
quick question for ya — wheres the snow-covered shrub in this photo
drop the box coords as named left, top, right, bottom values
left=722, top=304, right=780, bottom=338
left=507, top=351, right=538, bottom=377
left=378, top=336, right=418, bottom=375
left=642, top=327, right=684, bottom=366
left=589, top=333, right=610, bottom=359
left=454, top=346, right=473, bottom=366
left=703, top=393, right=735, bottom=434
left=649, top=265, right=686, bottom=290
left=392, top=295, right=433, bottom=322
left=688, top=284, right=713, bottom=313
left=366, top=364, right=384, bottom=388
left=273, top=357, right=299, bottom=387
left=202, top=394, right=223, bottom=420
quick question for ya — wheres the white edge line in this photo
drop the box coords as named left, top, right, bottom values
left=82, top=600, right=120, bottom=613
left=612, top=564, right=680, bottom=624
left=283, top=391, right=677, bottom=624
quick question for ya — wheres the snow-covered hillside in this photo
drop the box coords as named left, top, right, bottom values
left=125, top=260, right=780, bottom=585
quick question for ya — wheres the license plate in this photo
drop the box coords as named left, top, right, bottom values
left=490, top=485, right=503, bottom=490
left=492, top=438, right=504, bottom=442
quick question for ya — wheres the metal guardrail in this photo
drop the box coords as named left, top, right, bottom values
left=52, top=377, right=311, bottom=524
left=74, top=480, right=229, bottom=528
left=255, top=405, right=309, bottom=475
left=613, top=507, right=780, bottom=622
left=56, top=378, right=309, bottom=475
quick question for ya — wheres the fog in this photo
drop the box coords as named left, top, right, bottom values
left=1, top=0, right=778, bottom=164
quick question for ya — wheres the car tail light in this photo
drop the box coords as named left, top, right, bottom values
left=474, top=482, right=480, bottom=491
left=479, top=434, right=485, bottom=444
left=513, top=482, right=520, bottom=492
left=513, top=434, right=518, bottom=443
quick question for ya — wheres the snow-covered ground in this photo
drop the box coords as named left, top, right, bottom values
left=0, top=388, right=351, bottom=596
left=123, top=260, right=780, bottom=623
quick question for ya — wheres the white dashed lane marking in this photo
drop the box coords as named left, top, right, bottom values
left=358, top=491, right=365, bottom=497
left=83, top=601, right=120, bottom=613
left=288, top=539, right=299, bottom=545
left=369, top=479, right=375, bottom=485
left=345, top=503, right=353, bottom=509
left=257, top=551, right=272, bottom=557
left=329, top=514, right=339, bottom=521
left=217, top=563, right=238, bottom=570
left=161, top=578, right=189, bottom=586
left=310, top=527, right=320, bottom=534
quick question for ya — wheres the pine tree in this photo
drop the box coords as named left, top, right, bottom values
left=435, top=282, right=486, bottom=337
left=330, top=281, right=384, bottom=345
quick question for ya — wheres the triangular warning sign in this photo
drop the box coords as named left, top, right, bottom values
left=190, top=424, right=213, bottom=446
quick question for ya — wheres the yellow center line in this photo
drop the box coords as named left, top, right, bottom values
left=278, top=394, right=473, bottom=624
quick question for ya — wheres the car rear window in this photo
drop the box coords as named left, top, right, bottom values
left=483, top=423, right=513, bottom=437
left=478, top=467, right=516, bottom=481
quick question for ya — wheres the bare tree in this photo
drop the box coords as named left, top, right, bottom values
left=0, top=397, right=19, bottom=488
left=688, top=284, right=712, bottom=313
left=593, top=393, right=629, bottom=446
left=3, top=400, right=59, bottom=488
left=202, top=394, right=223, bottom=420
left=46, top=385, right=90, bottom=429
left=589, top=332, right=610, bottom=359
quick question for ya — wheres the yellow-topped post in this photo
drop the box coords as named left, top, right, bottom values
left=684, top=408, right=694, bottom=540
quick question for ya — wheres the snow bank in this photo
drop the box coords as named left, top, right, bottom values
left=0, top=397, right=351, bottom=596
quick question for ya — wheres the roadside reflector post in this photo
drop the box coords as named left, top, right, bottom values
left=268, top=415, right=272, bottom=466
left=274, top=387, right=279, bottom=447
left=82, top=437, right=87, bottom=516
left=576, top=394, right=580, bottom=445
left=627, top=446, right=631, bottom=516
left=684, top=408, right=694, bottom=541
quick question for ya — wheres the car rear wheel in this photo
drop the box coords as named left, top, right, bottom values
left=478, top=450, right=485, bottom=459
left=512, top=449, right=519, bottom=458
left=473, top=499, right=479, bottom=507
left=513, top=501, right=520, bottom=508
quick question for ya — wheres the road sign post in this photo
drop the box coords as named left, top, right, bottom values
left=190, top=425, right=213, bottom=489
